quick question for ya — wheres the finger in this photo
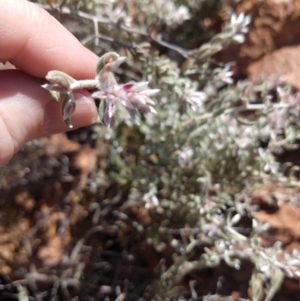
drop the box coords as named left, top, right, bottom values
left=0, top=0, right=98, bottom=79
left=0, top=70, right=98, bottom=167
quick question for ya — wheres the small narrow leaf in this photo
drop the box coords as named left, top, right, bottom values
left=45, top=71, right=76, bottom=88
left=62, top=94, right=76, bottom=128
left=96, top=52, right=121, bottom=76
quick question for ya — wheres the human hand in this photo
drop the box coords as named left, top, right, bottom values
left=0, top=0, right=99, bottom=166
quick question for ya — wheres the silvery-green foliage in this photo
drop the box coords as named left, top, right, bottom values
left=99, top=17, right=300, bottom=301
left=104, top=63, right=300, bottom=301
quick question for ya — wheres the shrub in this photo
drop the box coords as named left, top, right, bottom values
left=3, top=0, right=300, bottom=300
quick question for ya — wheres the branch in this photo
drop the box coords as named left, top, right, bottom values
left=37, top=3, right=192, bottom=58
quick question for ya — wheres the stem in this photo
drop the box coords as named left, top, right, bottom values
left=70, top=79, right=99, bottom=90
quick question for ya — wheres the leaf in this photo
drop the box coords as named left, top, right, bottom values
left=96, top=52, right=121, bottom=76
left=98, top=99, right=106, bottom=123
left=62, top=94, right=76, bottom=128
left=104, top=107, right=115, bottom=128
left=49, top=90, right=62, bottom=102
left=126, top=107, right=140, bottom=125
left=45, top=71, right=76, bottom=88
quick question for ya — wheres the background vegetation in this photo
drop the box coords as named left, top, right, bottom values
left=1, top=0, right=300, bottom=300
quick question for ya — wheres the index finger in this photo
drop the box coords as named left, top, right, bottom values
left=0, top=0, right=98, bottom=79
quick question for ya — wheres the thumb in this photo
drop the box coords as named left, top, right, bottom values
left=0, top=70, right=98, bottom=166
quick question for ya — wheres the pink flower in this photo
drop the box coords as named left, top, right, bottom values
left=42, top=52, right=159, bottom=128
left=92, top=74, right=159, bottom=127
left=183, top=90, right=207, bottom=112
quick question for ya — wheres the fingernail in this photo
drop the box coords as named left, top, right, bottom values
left=73, top=92, right=98, bottom=124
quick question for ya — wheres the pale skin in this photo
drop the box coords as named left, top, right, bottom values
left=0, top=0, right=99, bottom=167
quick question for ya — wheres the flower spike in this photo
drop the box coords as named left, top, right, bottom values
left=42, top=51, right=159, bottom=128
